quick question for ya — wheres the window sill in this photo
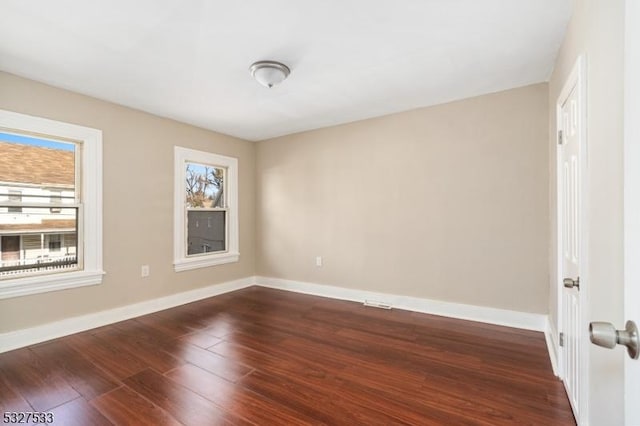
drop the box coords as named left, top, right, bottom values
left=174, top=252, right=240, bottom=272
left=0, top=270, right=105, bottom=300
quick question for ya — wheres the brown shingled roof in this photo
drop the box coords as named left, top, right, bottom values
left=0, top=219, right=76, bottom=232
left=0, top=141, right=74, bottom=186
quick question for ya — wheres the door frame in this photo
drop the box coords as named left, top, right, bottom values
left=555, top=54, right=589, bottom=423
left=624, top=1, right=640, bottom=423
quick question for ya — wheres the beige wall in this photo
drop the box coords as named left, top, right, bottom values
left=548, top=1, right=625, bottom=424
left=256, top=84, right=549, bottom=314
left=0, top=72, right=256, bottom=332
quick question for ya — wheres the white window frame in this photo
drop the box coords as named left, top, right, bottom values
left=173, top=146, right=239, bottom=272
left=0, top=109, right=104, bottom=299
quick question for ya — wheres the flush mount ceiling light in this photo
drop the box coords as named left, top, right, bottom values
left=249, top=60, right=290, bottom=88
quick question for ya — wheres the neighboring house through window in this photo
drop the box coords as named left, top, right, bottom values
left=174, top=146, right=238, bottom=271
left=0, top=109, right=103, bottom=299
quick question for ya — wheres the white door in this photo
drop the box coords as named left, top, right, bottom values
left=624, top=1, right=640, bottom=423
left=559, top=73, right=583, bottom=421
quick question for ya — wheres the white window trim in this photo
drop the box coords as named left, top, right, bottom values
left=174, top=146, right=239, bottom=272
left=0, top=109, right=104, bottom=299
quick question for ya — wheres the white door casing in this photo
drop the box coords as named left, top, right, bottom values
left=624, top=1, right=640, bottom=424
left=561, top=83, right=580, bottom=417
left=557, top=55, right=588, bottom=424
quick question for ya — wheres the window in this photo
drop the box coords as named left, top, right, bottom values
left=186, top=163, right=226, bottom=255
left=174, top=147, right=238, bottom=271
left=0, top=109, right=103, bottom=299
left=48, top=235, right=62, bottom=252
left=50, top=190, right=62, bottom=213
left=7, top=190, right=22, bottom=213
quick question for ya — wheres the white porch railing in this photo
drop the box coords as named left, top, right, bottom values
left=0, top=255, right=77, bottom=277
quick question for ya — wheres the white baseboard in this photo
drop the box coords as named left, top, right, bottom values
left=545, top=318, right=560, bottom=377
left=0, top=276, right=255, bottom=354
left=256, top=276, right=547, bottom=331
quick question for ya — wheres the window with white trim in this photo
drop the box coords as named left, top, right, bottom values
left=174, top=147, right=238, bottom=271
left=0, top=109, right=103, bottom=299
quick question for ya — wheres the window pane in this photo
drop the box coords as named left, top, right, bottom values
left=185, top=162, right=224, bottom=208
left=187, top=210, right=225, bottom=255
left=0, top=132, right=78, bottom=278
left=0, top=132, right=76, bottom=198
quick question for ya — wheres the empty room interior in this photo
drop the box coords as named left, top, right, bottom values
left=1, top=1, right=638, bottom=425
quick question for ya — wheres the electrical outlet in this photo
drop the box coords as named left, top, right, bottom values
left=141, top=265, right=150, bottom=277
left=315, top=256, right=323, bottom=267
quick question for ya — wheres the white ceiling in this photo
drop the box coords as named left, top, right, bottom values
left=0, top=0, right=570, bottom=141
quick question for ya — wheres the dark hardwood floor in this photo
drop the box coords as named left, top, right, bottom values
left=0, top=286, right=575, bottom=425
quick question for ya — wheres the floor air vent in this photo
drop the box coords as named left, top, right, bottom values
left=363, top=300, right=392, bottom=309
